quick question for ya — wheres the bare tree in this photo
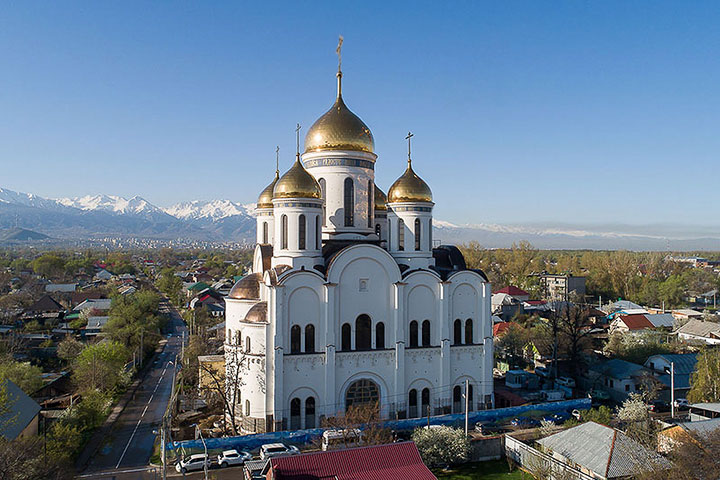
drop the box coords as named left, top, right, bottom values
left=198, top=347, right=246, bottom=436
left=322, top=402, right=392, bottom=447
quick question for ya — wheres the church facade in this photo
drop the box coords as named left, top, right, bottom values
left=225, top=63, right=493, bottom=433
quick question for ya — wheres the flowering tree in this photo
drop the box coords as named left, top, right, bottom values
left=412, top=426, right=470, bottom=467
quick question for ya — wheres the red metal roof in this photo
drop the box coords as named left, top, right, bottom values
left=493, top=322, right=518, bottom=337
left=495, top=286, right=529, bottom=296
left=617, top=314, right=654, bottom=330
left=267, top=442, right=437, bottom=480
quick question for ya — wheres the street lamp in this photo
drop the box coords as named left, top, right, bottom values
left=191, top=423, right=209, bottom=480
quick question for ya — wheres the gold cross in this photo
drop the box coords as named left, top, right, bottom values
left=275, top=146, right=279, bottom=174
left=295, top=123, right=302, bottom=157
left=405, top=131, right=414, bottom=164
left=336, top=35, right=344, bottom=73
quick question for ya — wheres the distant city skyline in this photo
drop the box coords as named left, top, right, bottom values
left=1, top=1, right=719, bottom=227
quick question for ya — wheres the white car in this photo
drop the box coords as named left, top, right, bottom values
left=175, top=453, right=210, bottom=473
left=555, top=376, right=576, bottom=388
left=259, top=443, right=300, bottom=460
left=217, top=449, right=252, bottom=467
left=674, top=398, right=690, bottom=410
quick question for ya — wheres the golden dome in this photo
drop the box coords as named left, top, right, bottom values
left=374, top=184, right=387, bottom=211
left=273, top=158, right=322, bottom=199
left=304, top=91, right=374, bottom=154
left=244, top=301, right=267, bottom=324
left=228, top=273, right=262, bottom=300
left=388, top=161, right=433, bottom=203
left=257, top=172, right=279, bottom=209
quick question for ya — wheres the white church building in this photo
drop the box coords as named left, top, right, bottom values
left=224, top=60, right=493, bottom=433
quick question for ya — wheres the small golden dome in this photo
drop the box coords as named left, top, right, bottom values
left=304, top=94, right=374, bottom=154
left=388, top=162, right=433, bottom=203
left=228, top=273, right=262, bottom=300
left=244, top=301, right=268, bottom=324
left=257, top=172, right=279, bottom=209
left=273, top=158, right=322, bottom=199
left=374, top=184, right=387, bottom=211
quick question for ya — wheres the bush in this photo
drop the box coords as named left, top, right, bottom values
left=412, top=426, right=470, bottom=467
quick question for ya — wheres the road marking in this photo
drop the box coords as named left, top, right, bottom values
left=116, top=415, right=144, bottom=469
left=142, top=405, right=148, bottom=417
left=148, top=394, right=154, bottom=404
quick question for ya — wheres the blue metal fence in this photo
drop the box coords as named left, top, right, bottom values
left=169, top=398, right=591, bottom=452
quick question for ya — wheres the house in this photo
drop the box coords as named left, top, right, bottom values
left=198, top=354, right=225, bottom=392
left=118, top=285, right=136, bottom=296
left=190, top=288, right=225, bottom=317
left=676, top=319, right=720, bottom=345
left=262, top=442, right=437, bottom=480
left=491, top=293, right=524, bottom=321
left=533, top=422, right=670, bottom=479
left=609, top=314, right=654, bottom=334
left=672, top=309, right=704, bottom=322
left=644, top=353, right=698, bottom=401
left=492, top=321, right=518, bottom=339
left=539, top=273, right=586, bottom=301
left=44, top=283, right=77, bottom=293
left=0, top=380, right=41, bottom=440
left=94, top=269, right=113, bottom=281
left=26, top=295, right=64, bottom=315
left=586, top=359, right=654, bottom=403
left=83, top=316, right=110, bottom=337
left=74, top=298, right=112, bottom=313
left=645, top=313, right=675, bottom=328
left=604, top=300, right=645, bottom=314
left=495, top=286, right=530, bottom=302
left=658, top=418, right=720, bottom=453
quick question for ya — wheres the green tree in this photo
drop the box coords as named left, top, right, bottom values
left=0, top=357, right=43, bottom=393
left=57, top=337, right=84, bottom=363
left=73, top=341, right=129, bottom=393
left=31, top=254, right=66, bottom=279
left=688, top=348, right=720, bottom=404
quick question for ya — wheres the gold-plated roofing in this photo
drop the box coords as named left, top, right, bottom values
left=388, top=132, right=432, bottom=203
left=374, top=184, right=387, bottom=211
left=273, top=157, right=322, bottom=199
left=244, top=301, right=268, bottom=324
left=228, top=272, right=262, bottom=300
left=257, top=147, right=280, bottom=209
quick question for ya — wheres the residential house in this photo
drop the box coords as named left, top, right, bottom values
left=190, top=288, right=225, bottom=316
left=83, top=316, right=110, bottom=338
left=689, top=403, right=720, bottom=422
left=672, top=309, right=704, bottom=322
left=0, top=380, right=41, bottom=440
left=26, top=295, right=64, bottom=316
left=586, top=359, right=654, bottom=403
left=495, top=286, right=530, bottom=302
left=118, top=285, right=137, bottom=296
left=676, top=319, right=720, bottom=345
left=658, top=418, right=720, bottom=453
left=44, top=283, right=77, bottom=293
left=644, top=353, right=697, bottom=402
left=604, top=300, right=645, bottom=314
left=539, top=273, right=586, bottom=301
left=524, top=421, right=670, bottom=479
left=645, top=313, right=675, bottom=329
left=74, top=298, right=112, bottom=313
left=94, top=269, right=113, bottom=281
left=609, top=314, right=654, bottom=334
left=262, top=442, right=437, bottom=480
left=491, top=293, right=524, bottom=321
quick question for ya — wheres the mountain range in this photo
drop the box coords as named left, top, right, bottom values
left=1, top=187, right=719, bottom=250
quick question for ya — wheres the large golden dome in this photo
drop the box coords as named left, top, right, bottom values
left=273, top=158, right=322, bottom=199
left=304, top=90, right=374, bottom=154
left=257, top=172, right=279, bottom=209
left=228, top=273, right=262, bottom=300
left=374, top=184, right=387, bottom=211
left=388, top=162, right=433, bottom=203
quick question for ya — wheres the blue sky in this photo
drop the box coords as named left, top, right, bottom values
left=1, top=1, right=719, bottom=226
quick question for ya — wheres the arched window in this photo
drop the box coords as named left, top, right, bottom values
left=245, top=399, right=250, bottom=416
left=298, top=214, right=306, bottom=250
left=305, top=324, right=315, bottom=353
left=341, top=323, right=351, bottom=351
left=290, top=325, right=301, bottom=353
left=368, top=180, right=373, bottom=228
left=319, top=178, right=326, bottom=227
left=409, top=320, right=418, bottom=348
left=414, top=218, right=421, bottom=251
left=315, top=216, right=320, bottom=250
left=235, top=331, right=242, bottom=346
left=465, top=319, right=473, bottom=345
left=453, top=385, right=462, bottom=414
left=356, top=314, right=371, bottom=350
left=246, top=336, right=251, bottom=352
left=421, top=388, right=430, bottom=416
left=453, top=319, right=462, bottom=345
left=227, top=328, right=232, bottom=343
left=375, top=322, right=385, bottom=349
left=409, top=389, right=418, bottom=418
left=344, top=178, right=354, bottom=226
left=290, top=397, right=301, bottom=430
left=262, top=222, right=268, bottom=244
left=345, top=379, right=379, bottom=409
left=375, top=224, right=381, bottom=237
left=281, top=214, right=288, bottom=249
left=398, top=219, right=405, bottom=251
left=421, top=320, right=431, bottom=347
left=305, top=397, right=316, bottom=428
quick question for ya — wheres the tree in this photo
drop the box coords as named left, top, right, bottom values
left=73, top=341, right=129, bottom=393
left=0, top=357, right=43, bottom=393
left=617, top=393, right=657, bottom=448
left=412, top=425, right=470, bottom=467
left=57, top=337, right=83, bottom=363
left=496, top=324, right=528, bottom=368
left=322, top=403, right=392, bottom=448
left=31, top=254, right=66, bottom=279
left=687, top=348, right=720, bottom=404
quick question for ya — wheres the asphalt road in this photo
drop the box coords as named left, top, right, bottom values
left=76, top=465, right=247, bottom=480
left=79, top=300, right=187, bottom=478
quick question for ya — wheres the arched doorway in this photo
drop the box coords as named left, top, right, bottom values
left=356, top=315, right=372, bottom=350
left=345, top=379, right=380, bottom=409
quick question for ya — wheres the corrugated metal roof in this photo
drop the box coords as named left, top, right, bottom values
left=676, top=319, right=720, bottom=338
left=0, top=380, right=41, bottom=440
left=645, top=313, right=675, bottom=328
left=538, top=422, right=670, bottom=479
left=268, top=441, right=437, bottom=480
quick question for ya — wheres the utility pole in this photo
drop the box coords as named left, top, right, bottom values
left=426, top=405, right=431, bottom=428
left=160, top=416, right=166, bottom=480
left=464, top=379, right=470, bottom=436
left=670, top=361, right=675, bottom=419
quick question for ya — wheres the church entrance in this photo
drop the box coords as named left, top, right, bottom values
left=345, top=379, right=380, bottom=409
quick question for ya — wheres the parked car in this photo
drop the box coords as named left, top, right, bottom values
left=259, top=443, right=300, bottom=460
left=535, top=366, right=550, bottom=378
left=648, top=400, right=670, bottom=413
left=511, top=417, right=540, bottom=428
left=570, top=409, right=583, bottom=420
left=175, top=454, right=211, bottom=473
left=555, top=376, right=576, bottom=388
left=474, top=422, right=509, bottom=435
left=588, top=389, right=611, bottom=404
left=673, top=398, right=690, bottom=410
left=542, top=413, right=570, bottom=425
left=217, top=449, right=252, bottom=468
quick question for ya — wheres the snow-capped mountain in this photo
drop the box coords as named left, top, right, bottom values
left=164, top=200, right=255, bottom=221
left=58, top=194, right=176, bottom=222
left=0, top=187, right=69, bottom=211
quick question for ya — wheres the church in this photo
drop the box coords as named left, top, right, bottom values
left=224, top=53, right=493, bottom=433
